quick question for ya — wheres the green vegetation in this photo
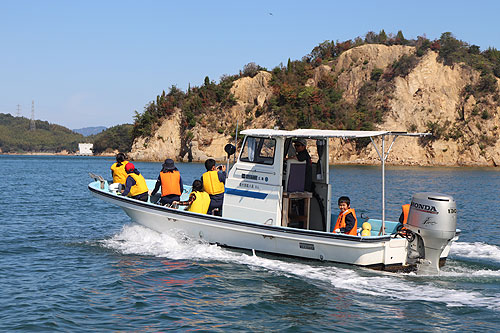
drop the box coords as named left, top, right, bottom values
left=133, top=75, right=239, bottom=139
left=90, top=124, right=134, bottom=154
left=382, top=54, right=419, bottom=81
left=0, top=113, right=134, bottom=154
left=370, top=68, right=383, bottom=81
left=0, top=113, right=85, bottom=153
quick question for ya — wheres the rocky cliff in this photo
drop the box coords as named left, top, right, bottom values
left=129, top=44, right=500, bottom=167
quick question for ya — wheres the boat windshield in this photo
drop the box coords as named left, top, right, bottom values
left=240, top=136, right=276, bottom=165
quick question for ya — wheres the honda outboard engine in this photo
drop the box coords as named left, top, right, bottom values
left=405, top=192, right=457, bottom=274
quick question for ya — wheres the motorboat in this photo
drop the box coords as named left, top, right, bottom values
left=89, top=129, right=460, bottom=274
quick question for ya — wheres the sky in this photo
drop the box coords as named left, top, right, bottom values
left=1, top=0, right=499, bottom=129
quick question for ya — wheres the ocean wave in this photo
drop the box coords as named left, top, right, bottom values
left=451, top=242, right=500, bottom=262
left=440, top=265, right=500, bottom=278
left=102, top=224, right=500, bottom=311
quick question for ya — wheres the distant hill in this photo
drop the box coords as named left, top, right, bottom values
left=0, top=113, right=86, bottom=153
left=73, top=126, right=106, bottom=136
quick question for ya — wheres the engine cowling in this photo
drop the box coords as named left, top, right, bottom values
left=406, top=192, right=457, bottom=274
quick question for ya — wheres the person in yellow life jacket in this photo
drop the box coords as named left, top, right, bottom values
left=172, top=180, right=211, bottom=214
left=399, top=204, right=410, bottom=224
left=202, top=158, right=226, bottom=216
left=110, top=153, right=129, bottom=184
left=151, top=159, right=183, bottom=206
left=333, top=196, right=357, bottom=236
left=121, top=163, right=149, bottom=202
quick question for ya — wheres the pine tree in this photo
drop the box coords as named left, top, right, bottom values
left=378, top=29, right=388, bottom=44
left=396, top=30, right=406, bottom=45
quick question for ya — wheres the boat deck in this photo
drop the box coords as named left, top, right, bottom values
left=92, top=180, right=401, bottom=238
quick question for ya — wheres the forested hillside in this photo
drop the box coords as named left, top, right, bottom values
left=0, top=113, right=85, bottom=153
left=0, top=113, right=133, bottom=154
left=129, top=31, right=500, bottom=166
left=90, top=124, right=133, bottom=154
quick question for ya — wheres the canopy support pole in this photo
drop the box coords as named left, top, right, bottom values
left=381, top=135, right=385, bottom=235
left=370, top=135, right=398, bottom=235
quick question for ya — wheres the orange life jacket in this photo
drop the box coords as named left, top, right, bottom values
left=160, top=170, right=181, bottom=196
left=402, top=204, right=410, bottom=224
left=333, top=208, right=357, bottom=236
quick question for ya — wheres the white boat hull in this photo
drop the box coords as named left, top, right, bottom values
left=89, top=182, right=458, bottom=271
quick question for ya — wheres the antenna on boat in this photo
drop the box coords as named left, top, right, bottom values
left=234, top=119, right=239, bottom=163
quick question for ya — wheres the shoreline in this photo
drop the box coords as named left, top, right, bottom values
left=2, top=152, right=499, bottom=168
left=0, top=152, right=116, bottom=157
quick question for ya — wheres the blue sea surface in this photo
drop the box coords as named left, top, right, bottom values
left=1, top=155, right=499, bottom=331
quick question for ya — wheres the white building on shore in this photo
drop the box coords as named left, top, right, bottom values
left=78, top=143, right=93, bottom=156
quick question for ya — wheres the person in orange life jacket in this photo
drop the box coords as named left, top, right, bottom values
left=290, top=138, right=313, bottom=192
left=333, top=196, right=357, bottom=235
left=399, top=203, right=410, bottom=224
left=121, top=163, right=149, bottom=202
left=202, top=158, right=226, bottom=216
left=172, top=180, right=211, bottom=214
left=110, top=152, right=129, bottom=185
left=151, top=159, right=183, bottom=206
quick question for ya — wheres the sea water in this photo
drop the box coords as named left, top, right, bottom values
left=0, top=155, right=499, bottom=331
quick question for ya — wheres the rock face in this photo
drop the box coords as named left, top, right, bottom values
left=129, top=71, right=275, bottom=162
left=128, top=109, right=183, bottom=161
left=231, top=71, right=273, bottom=107
left=130, top=44, right=500, bottom=166
left=335, top=44, right=415, bottom=103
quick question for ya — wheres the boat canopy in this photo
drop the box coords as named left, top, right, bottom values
left=240, top=128, right=428, bottom=139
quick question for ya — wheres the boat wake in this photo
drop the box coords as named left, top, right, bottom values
left=101, top=224, right=500, bottom=311
left=450, top=241, right=500, bottom=263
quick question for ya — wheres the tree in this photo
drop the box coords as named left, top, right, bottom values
left=365, top=31, right=377, bottom=44
left=438, top=32, right=467, bottom=65
left=310, top=40, right=335, bottom=61
left=378, top=29, right=388, bottom=44
left=396, top=30, right=406, bottom=45
left=242, top=62, right=260, bottom=77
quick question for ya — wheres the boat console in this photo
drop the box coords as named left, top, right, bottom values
left=223, top=134, right=331, bottom=232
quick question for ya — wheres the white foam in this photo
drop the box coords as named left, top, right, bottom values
left=440, top=265, right=500, bottom=278
left=102, top=224, right=500, bottom=311
left=451, top=242, right=500, bottom=262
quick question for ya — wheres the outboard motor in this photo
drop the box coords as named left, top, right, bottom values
left=405, top=192, right=457, bottom=274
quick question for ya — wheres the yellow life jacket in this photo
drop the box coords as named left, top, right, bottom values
left=333, top=208, right=357, bottom=236
left=202, top=170, right=224, bottom=195
left=160, top=170, right=181, bottom=196
left=127, top=173, right=148, bottom=197
left=111, top=161, right=129, bottom=184
left=188, top=191, right=211, bottom=214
